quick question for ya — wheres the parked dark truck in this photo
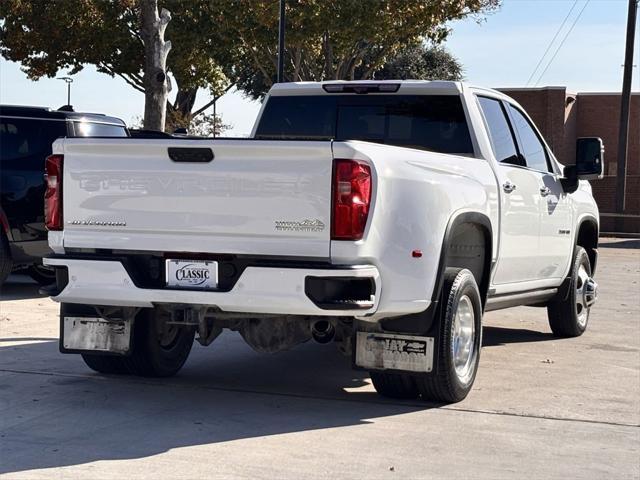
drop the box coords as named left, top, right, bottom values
left=0, top=105, right=128, bottom=285
left=43, top=81, right=602, bottom=403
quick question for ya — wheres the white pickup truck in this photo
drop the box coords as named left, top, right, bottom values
left=43, top=81, right=603, bottom=403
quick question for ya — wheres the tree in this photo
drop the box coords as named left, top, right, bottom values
left=370, top=44, right=464, bottom=81
left=220, top=0, right=497, bottom=99
left=0, top=0, right=229, bottom=130
left=139, top=0, right=172, bottom=130
left=0, top=0, right=498, bottom=127
left=187, top=113, right=231, bottom=137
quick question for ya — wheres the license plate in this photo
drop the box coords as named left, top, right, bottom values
left=355, top=332, right=434, bottom=373
left=166, top=259, right=218, bottom=289
left=63, top=317, right=131, bottom=354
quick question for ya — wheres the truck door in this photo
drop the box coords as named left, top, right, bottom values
left=505, top=104, right=573, bottom=281
left=477, top=96, right=542, bottom=284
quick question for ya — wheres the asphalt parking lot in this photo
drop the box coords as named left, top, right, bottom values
left=1, top=238, right=639, bottom=479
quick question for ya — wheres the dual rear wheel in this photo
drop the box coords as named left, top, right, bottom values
left=371, top=267, right=483, bottom=403
left=60, top=304, right=195, bottom=377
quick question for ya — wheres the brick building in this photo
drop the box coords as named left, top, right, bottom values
left=499, top=87, right=639, bottom=234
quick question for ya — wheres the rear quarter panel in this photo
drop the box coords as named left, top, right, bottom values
left=331, top=141, right=498, bottom=319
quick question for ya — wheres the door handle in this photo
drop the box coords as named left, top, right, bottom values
left=540, top=186, right=551, bottom=197
left=502, top=181, right=516, bottom=193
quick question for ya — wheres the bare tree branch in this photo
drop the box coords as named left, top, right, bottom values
left=191, top=83, right=236, bottom=118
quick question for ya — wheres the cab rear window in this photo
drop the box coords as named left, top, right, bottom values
left=72, top=122, right=128, bottom=137
left=255, top=94, right=473, bottom=155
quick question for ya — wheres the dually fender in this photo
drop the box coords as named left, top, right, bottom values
left=380, top=208, right=494, bottom=335
left=554, top=212, right=599, bottom=302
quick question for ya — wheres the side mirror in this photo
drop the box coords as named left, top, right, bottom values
left=562, top=138, right=604, bottom=193
left=575, top=137, right=604, bottom=180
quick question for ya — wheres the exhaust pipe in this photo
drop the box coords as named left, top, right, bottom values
left=312, top=320, right=335, bottom=344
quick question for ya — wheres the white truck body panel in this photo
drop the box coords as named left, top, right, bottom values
left=45, top=257, right=380, bottom=316
left=46, top=80, right=600, bottom=322
left=60, top=139, right=333, bottom=258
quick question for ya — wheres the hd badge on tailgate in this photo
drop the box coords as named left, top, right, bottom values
left=355, top=332, right=434, bottom=373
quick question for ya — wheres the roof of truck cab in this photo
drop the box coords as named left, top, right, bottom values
left=268, top=80, right=472, bottom=96
left=0, top=104, right=126, bottom=125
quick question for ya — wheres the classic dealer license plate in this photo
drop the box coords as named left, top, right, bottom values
left=166, top=259, right=218, bottom=289
left=355, top=332, right=434, bottom=373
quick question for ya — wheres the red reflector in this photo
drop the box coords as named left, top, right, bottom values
left=45, top=154, right=63, bottom=230
left=331, top=159, right=372, bottom=240
left=412, top=250, right=423, bottom=258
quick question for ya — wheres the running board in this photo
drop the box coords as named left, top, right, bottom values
left=485, top=288, right=558, bottom=312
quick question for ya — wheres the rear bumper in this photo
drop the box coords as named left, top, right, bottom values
left=44, top=257, right=380, bottom=317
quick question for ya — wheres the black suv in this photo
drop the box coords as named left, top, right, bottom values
left=0, top=105, right=129, bottom=285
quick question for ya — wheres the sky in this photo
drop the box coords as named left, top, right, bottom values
left=0, top=0, right=637, bottom=136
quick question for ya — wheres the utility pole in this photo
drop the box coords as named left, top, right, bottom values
left=212, top=95, right=217, bottom=138
left=615, top=0, right=638, bottom=229
left=277, top=0, right=286, bottom=83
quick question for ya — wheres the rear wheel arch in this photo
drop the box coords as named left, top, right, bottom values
left=575, top=216, right=598, bottom=274
left=439, top=212, right=493, bottom=307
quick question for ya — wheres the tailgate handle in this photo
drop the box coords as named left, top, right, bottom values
left=168, top=147, right=214, bottom=163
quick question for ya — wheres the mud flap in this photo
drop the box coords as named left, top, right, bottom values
left=61, top=316, right=132, bottom=355
left=355, top=332, right=434, bottom=373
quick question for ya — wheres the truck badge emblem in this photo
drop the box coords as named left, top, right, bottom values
left=275, top=219, right=325, bottom=232
left=68, top=219, right=127, bottom=227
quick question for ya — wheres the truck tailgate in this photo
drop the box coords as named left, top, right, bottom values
left=61, top=139, right=333, bottom=258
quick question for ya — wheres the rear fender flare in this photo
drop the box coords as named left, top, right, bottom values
left=381, top=211, right=493, bottom=335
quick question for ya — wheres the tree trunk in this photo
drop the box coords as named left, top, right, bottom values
left=139, top=0, right=172, bottom=131
left=174, top=88, right=198, bottom=119
left=165, top=87, right=198, bottom=132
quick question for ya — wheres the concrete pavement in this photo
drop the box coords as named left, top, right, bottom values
left=1, top=238, right=638, bottom=479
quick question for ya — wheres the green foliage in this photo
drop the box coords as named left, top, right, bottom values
left=220, top=0, right=498, bottom=99
left=1, top=0, right=498, bottom=115
left=0, top=1, right=143, bottom=88
left=0, top=0, right=229, bottom=121
left=371, top=44, right=464, bottom=81
left=187, top=113, right=231, bottom=137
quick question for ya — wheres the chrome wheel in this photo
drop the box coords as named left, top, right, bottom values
left=576, top=264, right=598, bottom=328
left=452, top=294, right=475, bottom=380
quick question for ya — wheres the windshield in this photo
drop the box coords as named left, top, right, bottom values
left=255, top=94, right=473, bottom=155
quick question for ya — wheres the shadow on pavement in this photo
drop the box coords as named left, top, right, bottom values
left=0, top=275, right=45, bottom=301
left=1, top=322, right=562, bottom=474
left=0, top=337, right=423, bottom=475
left=599, top=238, right=640, bottom=249
left=482, top=326, right=555, bottom=347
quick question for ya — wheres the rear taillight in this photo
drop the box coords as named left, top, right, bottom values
left=331, top=159, right=372, bottom=240
left=45, top=154, right=63, bottom=230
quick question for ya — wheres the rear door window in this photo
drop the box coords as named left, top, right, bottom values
left=477, top=97, right=519, bottom=165
left=0, top=118, right=66, bottom=163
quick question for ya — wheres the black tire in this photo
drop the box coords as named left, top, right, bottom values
left=27, top=262, right=56, bottom=286
left=370, top=371, right=419, bottom=399
left=547, top=246, right=594, bottom=338
left=0, top=231, right=12, bottom=286
left=415, top=268, right=483, bottom=403
left=124, top=307, right=195, bottom=377
left=81, top=353, right=130, bottom=375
